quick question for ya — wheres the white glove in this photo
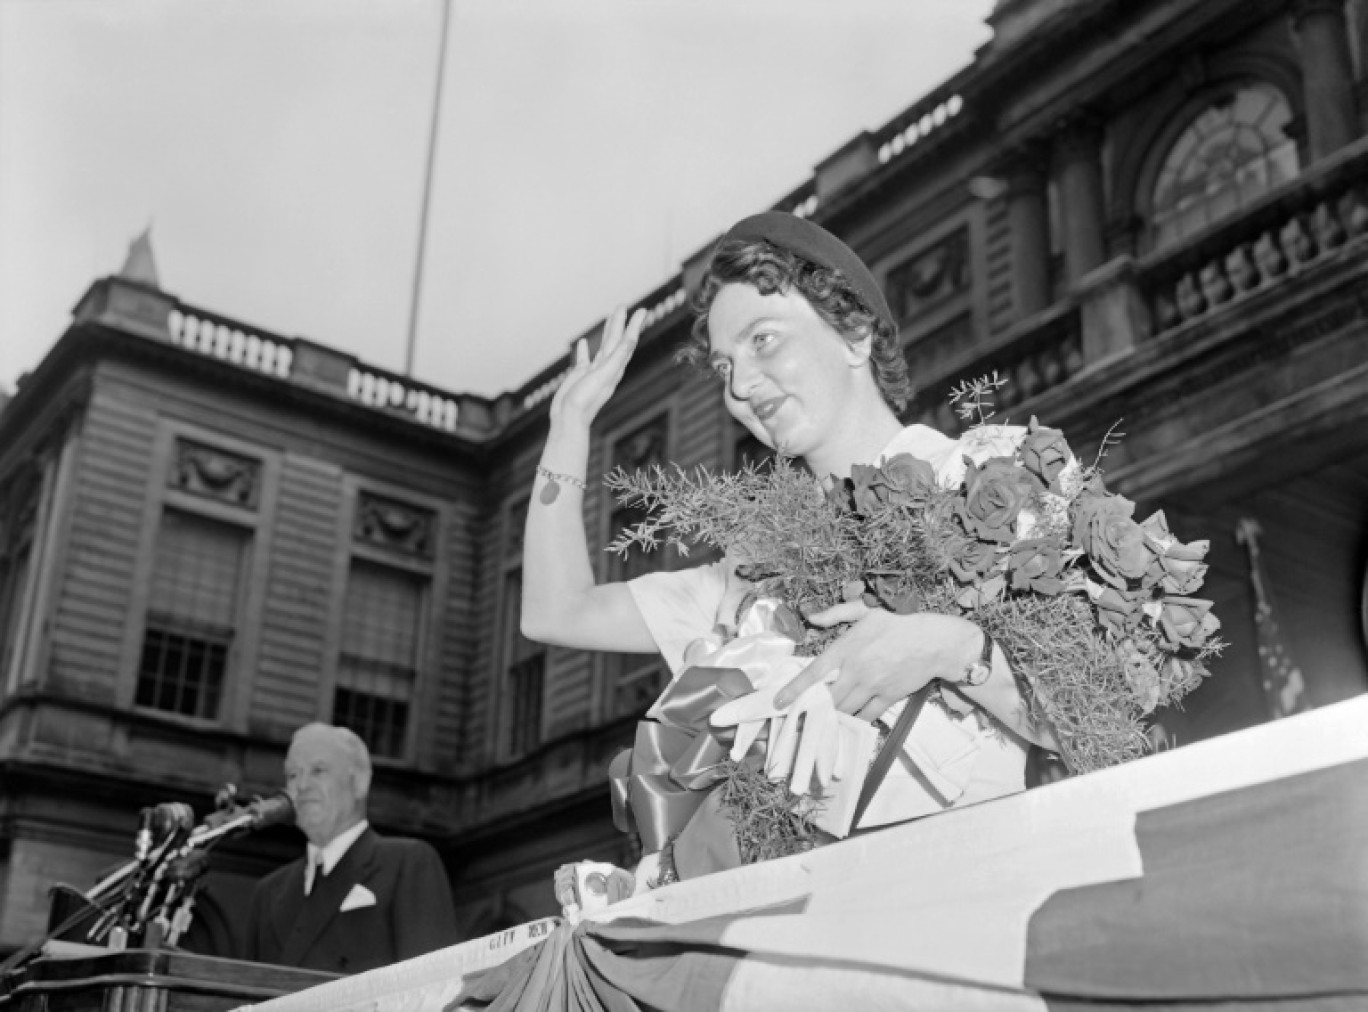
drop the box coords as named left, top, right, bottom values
left=687, top=631, right=803, bottom=767
left=712, top=679, right=841, bottom=797
left=766, top=682, right=841, bottom=796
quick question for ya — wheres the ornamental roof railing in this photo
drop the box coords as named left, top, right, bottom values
left=68, top=279, right=509, bottom=440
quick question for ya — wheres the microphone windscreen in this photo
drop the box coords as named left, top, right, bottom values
left=250, top=793, right=295, bottom=829
left=151, top=802, right=195, bottom=837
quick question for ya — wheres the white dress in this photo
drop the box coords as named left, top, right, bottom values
left=627, top=424, right=1030, bottom=827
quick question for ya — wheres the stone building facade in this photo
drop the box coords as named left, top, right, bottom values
left=2, top=0, right=1366, bottom=955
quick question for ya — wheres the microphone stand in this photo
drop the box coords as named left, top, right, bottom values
left=0, top=786, right=293, bottom=976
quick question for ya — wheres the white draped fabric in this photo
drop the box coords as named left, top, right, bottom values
left=238, top=694, right=1368, bottom=1012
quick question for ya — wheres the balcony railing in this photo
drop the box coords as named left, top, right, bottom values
left=1136, top=136, right=1368, bottom=338
left=907, top=300, right=1083, bottom=433
left=903, top=135, right=1368, bottom=432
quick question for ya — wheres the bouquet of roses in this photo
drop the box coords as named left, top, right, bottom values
left=608, top=405, right=1220, bottom=777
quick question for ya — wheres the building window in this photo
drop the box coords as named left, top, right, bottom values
left=501, top=567, right=545, bottom=755
left=603, top=416, right=670, bottom=719
left=333, top=560, right=424, bottom=759
left=0, top=470, right=40, bottom=695
left=135, top=510, right=248, bottom=720
left=1150, top=83, right=1299, bottom=251
left=0, top=545, right=32, bottom=693
left=606, top=416, right=669, bottom=583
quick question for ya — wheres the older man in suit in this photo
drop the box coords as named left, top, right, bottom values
left=242, top=723, right=457, bottom=974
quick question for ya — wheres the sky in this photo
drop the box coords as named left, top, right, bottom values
left=0, top=0, right=995, bottom=401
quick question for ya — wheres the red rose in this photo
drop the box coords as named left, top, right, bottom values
left=958, top=456, right=1042, bottom=544
left=1091, top=585, right=1145, bottom=635
left=1158, top=596, right=1220, bottom=649
left=1074, top=492, right=1151, bottom=589
left=1019, top=417, right=1072, bottom=493
left=1149, top=541, right=1210, bottom=595
left=1139, top=510, right=1210, bottom=595
left=948, top=537, right=1000, bottom=584
left=1007, top=537, right=1067, bottom=595
left=879, top=454, right=937, bottom=507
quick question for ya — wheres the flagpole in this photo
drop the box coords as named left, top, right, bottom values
left=404, top=0, right=453, bottom=378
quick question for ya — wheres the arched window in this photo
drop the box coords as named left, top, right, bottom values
left=1150, top=82, right=1299, bottom=250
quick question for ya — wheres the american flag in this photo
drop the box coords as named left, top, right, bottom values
left=1236, top=518, right=1309, bottom=719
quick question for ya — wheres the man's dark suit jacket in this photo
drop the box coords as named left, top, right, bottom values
left=243, top=827, right=458, bottom=974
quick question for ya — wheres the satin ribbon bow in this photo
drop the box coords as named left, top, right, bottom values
left=607, top=665, right=757, bottom=855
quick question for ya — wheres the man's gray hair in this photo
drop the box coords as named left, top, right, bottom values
left=291, top=722, right=372, bottom=781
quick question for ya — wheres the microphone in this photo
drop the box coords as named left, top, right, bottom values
left=164, top=849, right=211, bottom=883
left=148, top=802, right=196, bottom=836
left=192, top=792, right=295, bottom=844
left=245, top=792, right=295, bottom=830
left=136, top=802, right=195, bottom=858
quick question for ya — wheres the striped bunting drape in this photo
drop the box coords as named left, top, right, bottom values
left=239, top=694, right=1368, bottom=1012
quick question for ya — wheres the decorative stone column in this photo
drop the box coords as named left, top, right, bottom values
left=1293, top=0, right=1360, bottom=160
left=1054, top=116, right=1107, bottom=286
left=1075, top=256, right=1150, bottom=364
left=1005, top=151, right=1052, bottom=318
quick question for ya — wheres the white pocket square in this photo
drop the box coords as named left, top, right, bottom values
left=339, top=884, right=377, bottom=912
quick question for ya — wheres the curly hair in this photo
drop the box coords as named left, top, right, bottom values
left=679, top=237, right=912, bottom=412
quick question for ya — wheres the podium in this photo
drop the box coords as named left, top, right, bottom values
left=0, top=949, right=336, bottom=1012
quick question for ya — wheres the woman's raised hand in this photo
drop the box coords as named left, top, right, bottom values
left=550, top=305, right=646, bottom=430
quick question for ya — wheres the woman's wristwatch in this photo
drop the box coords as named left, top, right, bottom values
left=961, top=626, right=994, bottom=687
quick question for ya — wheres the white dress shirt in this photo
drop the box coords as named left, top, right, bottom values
left=304, top=819, right=369, bottom=895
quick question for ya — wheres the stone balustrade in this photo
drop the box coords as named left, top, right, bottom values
left=902, top=136, right=1368, bottom=433
left=1138, top=136, right=1368, bottom=336
left=346, top=363, right=468, bottom=432
left=909, top=302, right=1083, bottom=432
left=77, top=282, right=500, bottom=437
left=876, top=91, right=966, bottom=167
left=169, top=307, right=294, bottom=378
